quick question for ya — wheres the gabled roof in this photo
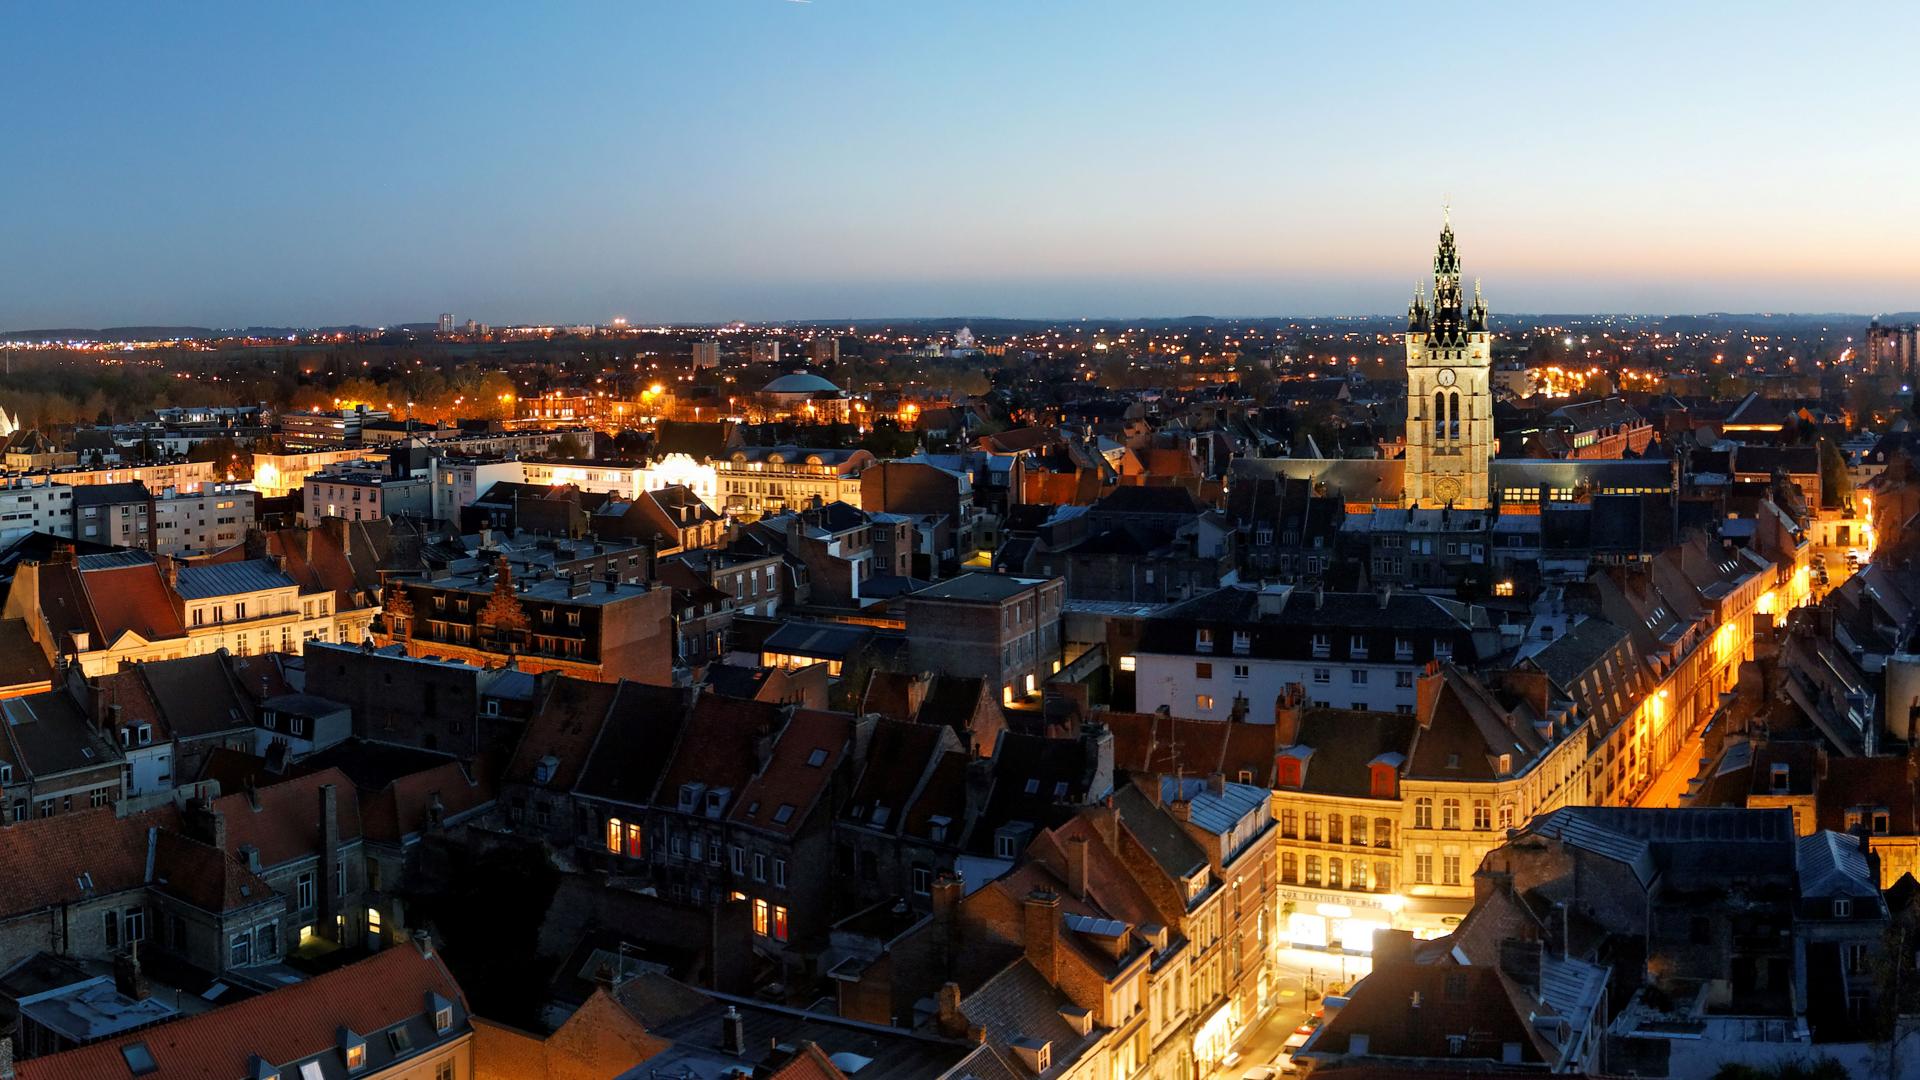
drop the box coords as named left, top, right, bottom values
left=214, top=767, right=365, bottom=868
left=358, top=757, right=493, bottom=846
left=730, top=709, right=852, bottom=836
left=507, top=676, right=620, bottom=790
left=956, top=960, right=1102, bottom=1080
left=655, top=695, right=783, bottom=809
left=138, top=654, right=253, bottom=739
left=844, top=719, right=951, bottom=836
left=573, top=681, right=695, bottom=807
left=150, top=828, right=278, bottom=914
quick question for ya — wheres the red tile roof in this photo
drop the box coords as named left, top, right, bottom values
left=657, top=695, right=783, bottom=804
left=730, top=709, right=853, bottom=836
left=0, top=806, right=180, bottom=916
left=19, top=942, right=467, bottom=1080
left=150, top=828, right=278, bottom=915
left=79, top=561, right=187, bottom=644
left=505, top=676, right=619, bottom=789
left=360, top=757, right=495, bottom=845
left=215, top=767, right=364, bottom=868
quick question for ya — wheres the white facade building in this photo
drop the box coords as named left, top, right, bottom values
left=1129, top=584, right=1491, bottom=721
left=0, top=479, right=74, bottom=544
left=152, top=484, right=255, bottom=555
left=429, top=459, right=525, bottom=525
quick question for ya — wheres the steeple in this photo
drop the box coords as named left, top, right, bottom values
left=1408, top=280, right=1429, bottom=332
left=1428, top=216, right=1465, bottom=341
left=1468, top=278, right=1488, bottom=333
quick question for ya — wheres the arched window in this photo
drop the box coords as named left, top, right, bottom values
left=1448, top=391, right=1461, bottom=440
left=1434, top=390, right=1446, bottom=438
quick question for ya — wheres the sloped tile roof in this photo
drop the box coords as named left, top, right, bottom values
left=18, top=944, right=468, bottom=1080
left=730, top=709, right=852, bottom=836
left=214, top=767, right=364, bottom=869
left=0, top=806, right=180, bottom=917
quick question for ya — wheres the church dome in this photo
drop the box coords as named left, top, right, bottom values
left=762, top=372, right=841, bottom=394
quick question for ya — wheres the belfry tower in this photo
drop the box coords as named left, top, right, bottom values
left=1404, top=211, right=1492, bottom=509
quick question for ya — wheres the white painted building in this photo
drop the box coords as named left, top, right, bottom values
left=176, top=559, right=345, bottom=657
left=0, top=478, right=74, bottom=544
left=429, top=458, right=525, bottom=525
left=152, top=483, right=255, bottom=555
left=1129, top=584, right=1493, bottom=721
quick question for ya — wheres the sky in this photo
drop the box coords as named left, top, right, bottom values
left=5, top=1, right=1920, bottom=328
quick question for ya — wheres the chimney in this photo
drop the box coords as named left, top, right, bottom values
left=318, top=784, right=341, bottom=943
left=1207, top=771, right=1226, bottom=796
left=1372, top=928, right=1415, bottom=967
left=1170, top=797, right=1192, bottom=822
left=412, top=929, right=435, bottom=959
left=931, top=871, right=963, bottom=926
left=1273, top=683, right=1306, bottom=745
left=1022, top=890, right=1060, bottom=982
left=592, top=961, right=617, bottom=995
left=935, top=981, right=968, bottom=1037
left=1063, top=835, right=1090, bottom=900
left=720, top=1005, right=747, bottom=1056
left=1499, top=938, right=1543, bottom=996
left=113, top=947, right=151, bottom=1001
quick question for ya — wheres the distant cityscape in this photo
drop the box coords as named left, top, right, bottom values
left=0, top=217, right=1915, bottom=1080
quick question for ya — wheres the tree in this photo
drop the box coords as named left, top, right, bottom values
left=545, top=434, right=588, bottom=460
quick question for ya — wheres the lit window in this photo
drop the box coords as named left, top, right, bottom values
left=1118, top=655, right=1136, bottom=672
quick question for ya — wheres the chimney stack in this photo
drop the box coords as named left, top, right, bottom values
left=318, top=783, right=341, bottom=943
left=720, top=1006, right=747, bottom=1056
left=936, top=982, right=967, bottom=1038
left=1063, top=835, right=1090, bottom=900
left=1022, top=890, right=1060, bottom=982
left=113, top=947, right=151, bottom=1001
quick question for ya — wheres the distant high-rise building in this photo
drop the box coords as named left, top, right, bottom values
left=807, top=336, right=840, bottom=364
left=691, top=340, right=721, bottom=369
left=438, top=313, right=454, bottom=334
left=751, top=340, right=781, bottom=366
left=1867, top=319, right=1918, bottom=378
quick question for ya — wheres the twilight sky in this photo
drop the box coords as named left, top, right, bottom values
left=5, top=1, right=1919, bottom=328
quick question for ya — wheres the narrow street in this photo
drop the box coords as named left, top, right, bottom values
left=1635, top=723, right=1709, bottom=809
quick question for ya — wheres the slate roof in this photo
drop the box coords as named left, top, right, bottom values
left=0, top=691, right=112, bottom=779
left=1284, top=709, right=1418, bottom=799
left=957, top=960, right=1103, bottom=1080
left=573, top=682, right=695, bottom=807
left=1111, top=782, right=1208, bottom=883
left=1797, top=831, right=1882, bottom=901
left=138, top=654, right=253, bottom=739
left=174, top=559, right=297, bottom=601
left=656, top=695, right=784, bottom=810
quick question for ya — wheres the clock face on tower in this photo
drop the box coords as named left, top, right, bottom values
left=1433, top=476, right=1463, bottom=503
left=1437, top=368, right=1457, bottom=387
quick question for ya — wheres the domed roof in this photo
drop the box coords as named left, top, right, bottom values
left=762, top=371, right=840, bottom=394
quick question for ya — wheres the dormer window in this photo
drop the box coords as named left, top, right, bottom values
left=1195, top=628, right=1214, bottom=654
left=1276, top=756, right=1302, bottom=789
left=1349, top=634, right=1368, bottom=658
left=1232, top=631, right=1251, bottom=655
left=1311, top=632, right=1331, bottom=658
left=1835, top=898, right=1853, bottom=918
left=929, top=814, right=951, bottom=843
left=1433, top=640, right=1453, bottom=660
left=678, top=783, right=705, bottom=812
left=1394, top=638, right=1413, bottom=660
left=1770, top=763, right=1790, bottom=793
left=137, top=724, right=152, bottom=746
left=704, top=788, right=729, bottom=818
